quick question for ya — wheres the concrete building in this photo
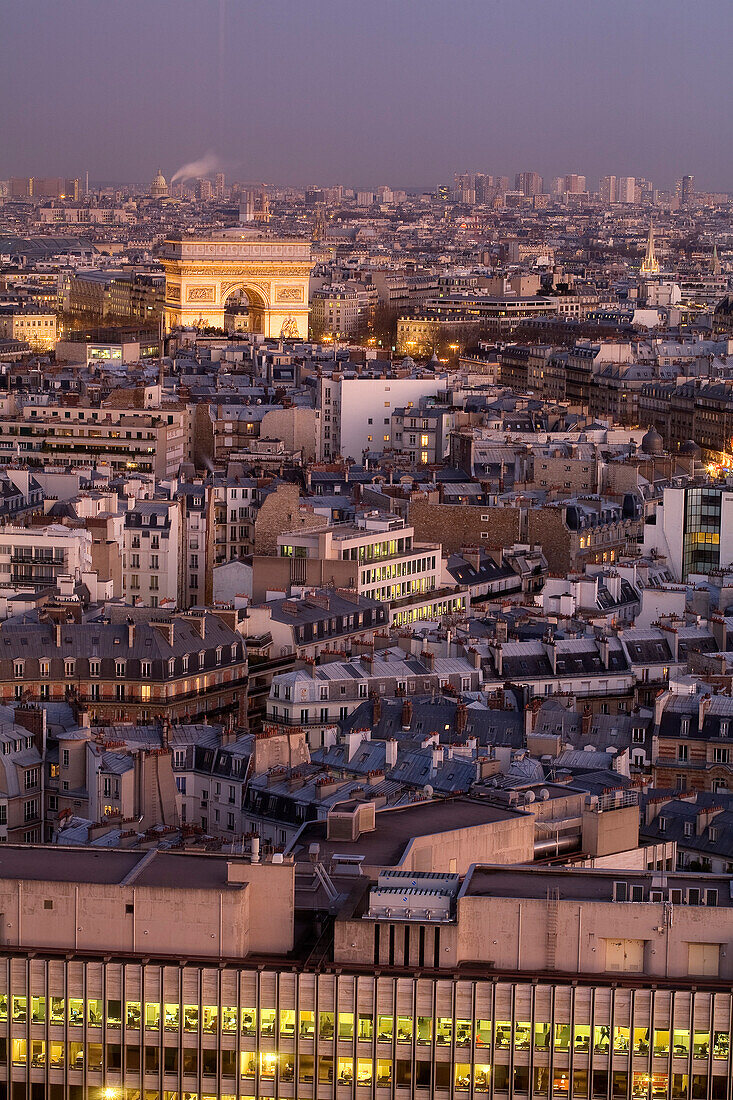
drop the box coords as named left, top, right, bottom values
left=0, top=524, right=92, bottom=593
left=253, top=513, right=466, bottom=627
left=0, top=845, right=730, bottom=1100
left=317, top=370, right=448, bottom=461
left=643, top=485, right=733, bottom=581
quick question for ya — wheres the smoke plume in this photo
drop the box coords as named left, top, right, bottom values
left=170, top=152, right=221, bottom=184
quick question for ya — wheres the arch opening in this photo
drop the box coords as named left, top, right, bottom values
left=223, top=285, right=269, bottom=335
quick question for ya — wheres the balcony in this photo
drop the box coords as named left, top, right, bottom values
left=266, top=714, right=341, bottom=729
left=10, top=553, right=64, bottom=566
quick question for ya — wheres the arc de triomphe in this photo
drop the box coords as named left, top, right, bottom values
left=161, top=235, right=312, bottom=337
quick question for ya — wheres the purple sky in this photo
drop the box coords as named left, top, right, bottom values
left=2, top=0, right=733, bottom=191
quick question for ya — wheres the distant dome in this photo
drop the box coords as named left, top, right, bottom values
left=641, top=425, right=664, bottom=455
left=679, top=439, right=701, bottom=456
left=150, top=169, right=168, bottom=198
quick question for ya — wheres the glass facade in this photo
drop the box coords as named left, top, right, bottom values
left=0, top=957, right=729, bottom=1100
left=682, top=488, right=722, bottom=579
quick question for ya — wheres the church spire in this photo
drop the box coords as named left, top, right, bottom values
left=711, top=244, right=721, bottom=276
left=640, top=221, right=660, bottom=276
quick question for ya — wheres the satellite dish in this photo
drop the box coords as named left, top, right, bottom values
left=423, top=784, right=434, bottom=798
left=524, top=791, right=536, bottom=803
left=540, top=788, right=550, bottom=801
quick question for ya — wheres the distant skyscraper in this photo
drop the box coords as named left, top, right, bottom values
left=239, top=190, right=256, bottom=222
left=564, top=174, right=586, bottom=194
left=515, top=171, right=543, bottom=197
left=617, top=176, right=636, bottom=203
left=196, top=178, right=213, bottom=201
left=600, top=175, right=617, bottom=204
left=473, top=175, right=489, bottom=203
left=10, top=177, right=33, bottom=197
left=215, top=172, right=226, bottom=199
left=673, top=173, right=691, bottom=206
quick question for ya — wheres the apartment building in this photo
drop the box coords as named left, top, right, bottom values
left=0, top=308, right=57, bottom=352
left=53, top=720, right=179, bottom=834
left=389, top=406, right=457, bottom=465
left=266, top=648, right=482, bottom=748
left=0, top=524, right=92, bottom=592
left=241, top=588, right=388, bottom=661
left=0, top=404, right=187, bottom=478
left=0, top=706, right=45, bottom=844
left=310, top=284, right=374, bottom=338
left=178, top=481, right=215, bottom=608
left=0, top=606, right=247, bottom=726
left=654, top=692, right=733, bottom=794
left=213, top=474, right=260, bottom=563
left=122, top=499, right=183, bottom=609
left=643, top=486, right=733, bottom=582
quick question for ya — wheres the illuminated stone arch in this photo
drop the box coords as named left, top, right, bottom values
left=161, top=236, right=312, bottom=337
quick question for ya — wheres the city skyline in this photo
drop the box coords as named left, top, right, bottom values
left=3, top=0, right=733, bottom=190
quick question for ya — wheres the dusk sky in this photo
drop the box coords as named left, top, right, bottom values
left=3, top=0, right=733, bottom=191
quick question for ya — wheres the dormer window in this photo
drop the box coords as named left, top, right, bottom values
left=64, top=659, right=75, bottom=678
